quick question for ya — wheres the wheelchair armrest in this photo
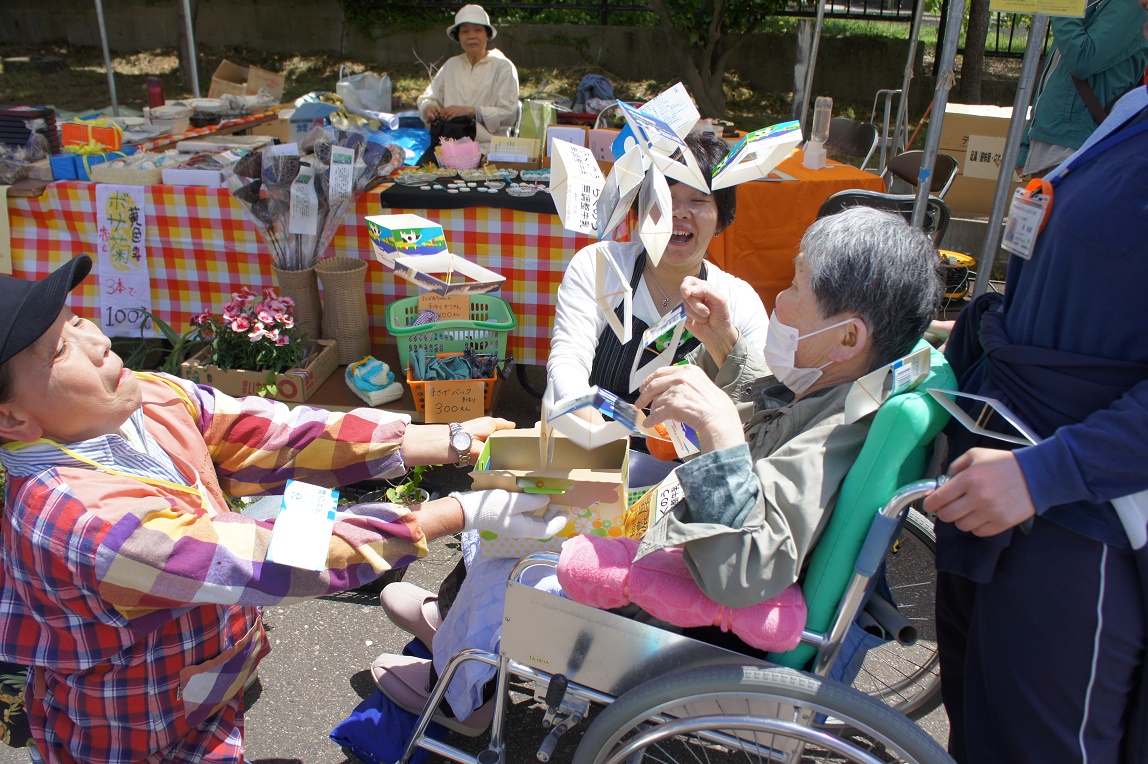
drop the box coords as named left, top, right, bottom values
left=511, top=551, right=560, bottom=584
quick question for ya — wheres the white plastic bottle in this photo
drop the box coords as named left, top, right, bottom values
left=803, top=96, right=833, bottom=170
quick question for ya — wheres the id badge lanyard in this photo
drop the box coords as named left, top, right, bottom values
left=1003, top=109, right=1148, bottom=259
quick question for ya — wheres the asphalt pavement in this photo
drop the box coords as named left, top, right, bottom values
left=0, top=364, right=949, bottom=763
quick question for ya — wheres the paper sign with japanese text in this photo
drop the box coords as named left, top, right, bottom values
left=288, top=168, right=318, bottom=235
left=623, top=467, right=683, bottom=539
left=489, top=135, right=540, bottom=162
left=417, top=291, right=470, bottom=320
left=95, top=184, right=153, bottom=338
left=629, top=303, right=686, bottom=391
left=963, top=134, right=1007, bottom=180
left=637, top=166, right=673, bottom=266
left=597, top=144, right=647, bottom=240
left=711, top=121, right=803, bottom=190
left=545, top=126, right=588, bottom=157
left=550, top=139, right=605, bottom=235
left=425, top=380, right=484, bottom=423
left=618, top=102, right=709, bottom=192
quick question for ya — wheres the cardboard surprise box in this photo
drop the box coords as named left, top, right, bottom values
left=208, top=59, right=286, bottom=102
left=179, top=339, right=338, bottom=404
left=938, top=103, right=1025, bottom=216
left=471, top=426, right=630, bottom=558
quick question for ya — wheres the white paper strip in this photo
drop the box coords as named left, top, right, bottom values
left=637, top=166, right=673, bottom=267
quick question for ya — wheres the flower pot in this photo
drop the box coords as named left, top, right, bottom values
left=316, top=257, right=371, bottom=364
left=272, top=265, right=322, bottom=343
left=178, top=339, right=338, bottom=403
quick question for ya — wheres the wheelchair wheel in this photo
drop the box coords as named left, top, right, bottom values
left=850, top=508, right=941, bottom=721
left=572, top=664, right=952, bottom=764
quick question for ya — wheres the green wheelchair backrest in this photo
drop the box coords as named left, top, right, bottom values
left=769, top=339, right=955, bottom=670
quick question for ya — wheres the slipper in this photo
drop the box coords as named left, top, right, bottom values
left=380, top=582, right=442, bottom=649
left=371, top=653, right=494, bottom=737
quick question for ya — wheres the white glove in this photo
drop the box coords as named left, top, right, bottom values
left=453, top=490, right=568, bottom=539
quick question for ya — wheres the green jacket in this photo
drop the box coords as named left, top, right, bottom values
left=1019, top=0, right=1148, bottom=166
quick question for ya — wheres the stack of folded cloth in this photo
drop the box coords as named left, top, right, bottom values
left=345, top=356, right=404, bottom=406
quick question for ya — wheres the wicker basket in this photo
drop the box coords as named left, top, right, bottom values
left=316, top=257, right=370, bottom=364
left=386, top=294, right=516, bottom=370
left=434, top=146, right=483, bottom=171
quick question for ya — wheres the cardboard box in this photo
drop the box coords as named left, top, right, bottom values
left=938, top=103, right=1026, bottom=216
left=61, top=119, right=122, bottom=151
left=208, top=59, right=286, bottom=102
left=179, top=339, right=338, bottom=403
left=161, top=166, right=225, bottom=187
left=471, top=426, right=631, bottom=558
left=365, top=213, right=448, bottom=268
left=289, top=102, right=340, bottom=144
left=250, top=111, right=292, bottom=143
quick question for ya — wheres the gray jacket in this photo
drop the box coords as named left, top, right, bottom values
left=638, top=337, right=871, bottom=608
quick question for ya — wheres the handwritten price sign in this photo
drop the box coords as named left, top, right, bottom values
left=425, top=380, right=484, bottom=423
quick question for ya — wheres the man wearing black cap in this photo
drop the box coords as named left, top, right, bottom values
left=0, top=256, right=561, bottom=763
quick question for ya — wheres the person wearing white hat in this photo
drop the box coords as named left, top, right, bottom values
left=417, top=4, right=520, bottom=148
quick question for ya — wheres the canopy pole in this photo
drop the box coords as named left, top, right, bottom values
left=180, top=0, right=201, bottom=98
left=93, top=0, right=119, bottom=116
left=891, top=0, right=928, bottom=158
left=910, top=0, right=967, bottom=228
left=798, top=0, right=828, bottom=133
left=971, top=15, right=1050, bottom=297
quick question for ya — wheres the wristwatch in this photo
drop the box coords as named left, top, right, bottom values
left=449, top=422, right=473, bottom=466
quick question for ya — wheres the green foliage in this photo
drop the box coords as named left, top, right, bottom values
left=385, top=464, right=436, bottom=505
left=660, top=0, right=787, bottom=38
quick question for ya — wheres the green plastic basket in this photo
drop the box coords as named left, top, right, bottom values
left=386, top=295, right=517, bottom=371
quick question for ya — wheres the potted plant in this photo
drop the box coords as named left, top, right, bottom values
left=178, top=287, right=338, bottom=403
left=383, top=464, right=435, bottom=506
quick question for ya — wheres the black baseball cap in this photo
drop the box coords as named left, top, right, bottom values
left=0, top=255, right=92, bottom=366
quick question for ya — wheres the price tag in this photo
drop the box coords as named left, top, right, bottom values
left=425, top=380, right=484, bottom=423
left=1001, top=188, right=1048, bottom=260
left=418, top=292, right=470, bottom=320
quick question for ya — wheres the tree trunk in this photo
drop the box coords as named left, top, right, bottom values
left=177, top=0, right=200, bottom=94
left=959, top=0, right=991, bottom=103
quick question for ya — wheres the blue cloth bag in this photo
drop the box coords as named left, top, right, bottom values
left=330, top=688, right=446, bottom=764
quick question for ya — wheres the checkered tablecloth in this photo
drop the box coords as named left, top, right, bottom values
left=6, top=181, right=613, bottom=366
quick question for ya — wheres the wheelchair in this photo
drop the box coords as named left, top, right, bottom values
left=395, top=342, right=956, bottom=763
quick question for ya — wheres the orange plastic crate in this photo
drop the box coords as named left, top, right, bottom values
left=406, top=352, right=498, bottom=415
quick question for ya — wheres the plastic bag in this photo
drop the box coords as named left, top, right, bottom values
left=337, top=69, right=393, bottom=116
left=518, top=99, right=558, bottom=142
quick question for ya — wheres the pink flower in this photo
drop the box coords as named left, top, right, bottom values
left=279, top=295, right=295, bottom=310
left=277, top=313, right=295, bottom=329
left=222, top=302, right=243, bottom=321
left=229, top=316, right=250, bottom=333
left=190, top=310, right=212, bottom=327
left=256, top=309, right=275, bottom=325
left=232, top=287, right=255, bottom=307
left=249, top=322, right=271, bottom=342
left=275, top=334, right=291, bottom=346
left=263, top=287, right=280, bottom=300
left=268, top=299, right=287, bottom=314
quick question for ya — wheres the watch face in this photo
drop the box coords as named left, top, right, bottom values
left=451, top=429, right=472, bottom=452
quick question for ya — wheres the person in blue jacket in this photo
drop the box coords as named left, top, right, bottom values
left=925, top=6, right=1148, bottom=757
left=1017, top=0, right=1148, bottom=176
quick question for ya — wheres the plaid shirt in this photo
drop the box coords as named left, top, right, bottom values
left=0, top=373, right=428, bottom=763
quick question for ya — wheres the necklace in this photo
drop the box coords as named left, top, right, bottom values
left=646, top=272, right=680, bottom=310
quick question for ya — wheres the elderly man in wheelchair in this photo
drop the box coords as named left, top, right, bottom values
left=372, top=207, right=956, bottom=764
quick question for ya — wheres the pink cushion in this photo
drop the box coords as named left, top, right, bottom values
left=557, top=534, right=807, bottom=652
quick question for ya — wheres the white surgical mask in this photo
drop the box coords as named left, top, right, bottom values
left=763, top=313, right=857, bottom=395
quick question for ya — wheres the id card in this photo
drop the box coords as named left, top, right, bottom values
left=1001, top=188, right=1048, bottom=260
left=266, top=480, right=339, bottom=571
